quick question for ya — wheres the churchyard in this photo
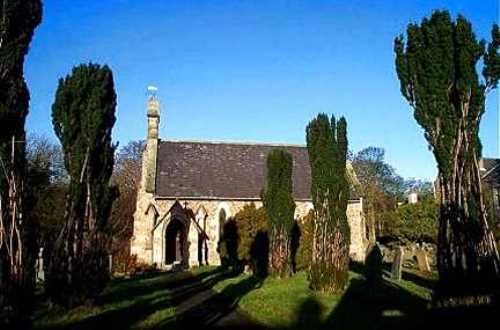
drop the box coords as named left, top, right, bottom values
left=34, top=265, right=436, bottom=329
left=1, top=1, right=500, bottom=329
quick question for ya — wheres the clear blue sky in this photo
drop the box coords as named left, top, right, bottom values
left=25, top=0, right=499, bottom=181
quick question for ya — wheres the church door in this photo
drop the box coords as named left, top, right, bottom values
left=165, top=218, right=185, bottom=265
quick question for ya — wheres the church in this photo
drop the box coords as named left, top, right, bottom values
left=131, top=95, right=368, bottom=269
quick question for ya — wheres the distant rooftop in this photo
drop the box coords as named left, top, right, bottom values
left=481, top=158, right=500, bottom=187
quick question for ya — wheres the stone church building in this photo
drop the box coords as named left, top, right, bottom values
left=131, top=96, right=368, bottom=269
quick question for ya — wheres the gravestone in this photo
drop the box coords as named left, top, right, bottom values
left=391, top=246, right=404, bottom=280
left=36, top=248, right=44, bottom=282
left=415, top=248, right=431, bottom=272
left=109, top=254, right=113, bottom=275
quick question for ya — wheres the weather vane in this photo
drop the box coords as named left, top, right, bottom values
left=147, top=85, right=158, bottom=99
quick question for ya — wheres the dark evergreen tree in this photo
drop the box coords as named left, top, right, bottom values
left=395, top=11, right=500, bottom=301
left=263, top=149, right=295, bottom=277
left=47, top=63, right=118, bottom=307
left=0, top=0, right=42, bottom=325
left=306, top=114, right=350, bottom=293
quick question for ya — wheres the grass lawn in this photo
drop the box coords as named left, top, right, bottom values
left=33, top=263, right=495, bottom=330
left=33, top=266, right=216, bottom=329
left=212, top=267, right=435, bottom=329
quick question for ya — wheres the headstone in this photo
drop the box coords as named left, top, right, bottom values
left=391, top=246, right=404, bottom=280
left=109, top=254, right=113, bottom=276
left=36, top=248, right=44, bottom=282
left=415, top=248, right=431, bottom=272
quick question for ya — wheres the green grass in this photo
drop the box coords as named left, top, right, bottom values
left=33, top=265, right=440, bottom=330
left=212, top=268, right=435, bottom=329
left=33, top=266, right=216, bottom=329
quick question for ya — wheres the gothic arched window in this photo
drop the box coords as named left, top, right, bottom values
left=219, top=208, right=227, bottom=239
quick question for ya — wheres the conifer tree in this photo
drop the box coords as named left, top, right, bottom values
left=395, top=11, right=500, bottom=300
left=263, top=149, right=295, bottom=277
left=47, top=63, right=118, bottom=307
left=306, top=114, right=350, bottom=293
left=0, top=0, right=42, bottom=324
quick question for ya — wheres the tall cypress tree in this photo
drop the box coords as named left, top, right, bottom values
left=0, top=0, right=42, bottom=325
left=306, top=114, right=350, bottom=293
left=395, top=11, right=500, bottom=301
left=263, top=149, right=295, bottom=277
left=47, top=63, right=118, bottom=307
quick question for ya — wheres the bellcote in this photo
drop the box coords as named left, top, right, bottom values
left=147, top=95, right=160, bottom=141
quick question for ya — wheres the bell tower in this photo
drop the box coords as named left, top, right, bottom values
left=145, top=88, right=160, bottom=193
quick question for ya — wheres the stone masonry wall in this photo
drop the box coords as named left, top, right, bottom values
left=131, top=197, right=367, bottom=268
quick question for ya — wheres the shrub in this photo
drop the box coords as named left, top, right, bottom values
left=382, top=197, right=438, bottom=243
left=296, top=211, right=314, bottom=271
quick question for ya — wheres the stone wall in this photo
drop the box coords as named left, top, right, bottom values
left=131, top=196, right=368, bottom=268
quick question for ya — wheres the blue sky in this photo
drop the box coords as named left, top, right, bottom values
left=25, top=0, right=498, bottom=180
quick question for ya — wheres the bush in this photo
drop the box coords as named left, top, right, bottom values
left=296, top=211, right=314, bottom=271
left=218, top=219, right=240, bottom=269
left=382, top=197, right=438, bottom=243
left=232, top=203, right=268, bottom=274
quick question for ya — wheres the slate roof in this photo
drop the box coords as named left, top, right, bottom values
left=482, top=158, right=500, bottom=188
left=155, top=140, right=354, bottom=200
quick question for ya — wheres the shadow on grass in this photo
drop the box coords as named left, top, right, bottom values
left=290, top=261, right=497, bottom=330
left=159, top=273, right=267, bottom=329
left=34, top=261, right=499, bottom=330
left=34, top=267, right=227, bottom=330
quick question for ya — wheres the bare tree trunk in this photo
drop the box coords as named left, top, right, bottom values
left=269, top=227, right=291, bottom=278
left=0, top=136, right=35, bottom=325
left=436, top=125, right=500, bottom=302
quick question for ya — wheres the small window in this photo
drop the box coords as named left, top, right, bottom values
left=219, top=208, right=227, bottom=238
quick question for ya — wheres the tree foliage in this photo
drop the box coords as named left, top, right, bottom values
left=263, top=149, right=296, bottom=277
left=47, top=63, right=118, bottom=307
left=0, top=0, right=42, bottom=325
left=383, top=197, right=439, bottom=243
left=352, top=147, right=403, bottom=241
left=234, top=203, right=269, bottom=272
left=110, top=140, right=144, bottom=273
left=25, top=136, right=67, bottom=267
left=395, top=10, right=500, bottom=298
left=295, top=210, right=314, bottom=271
left=306, top=114, right=350, bottom=293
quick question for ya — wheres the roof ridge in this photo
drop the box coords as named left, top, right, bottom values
left=482, top=160, right=500, bottom=179
left=160, top=138, right=306, bottom=148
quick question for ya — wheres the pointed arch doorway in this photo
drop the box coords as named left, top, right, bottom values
left=165, top=217, right=186, bottom=265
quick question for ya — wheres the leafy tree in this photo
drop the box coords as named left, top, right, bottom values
left=46, top=63, right=118, bottom=307
left=263, top=149, right=296, bottom=277
left=25, top=135, right=67, bottom=272
left=383, top=196, right=439, bottom=243
left=0, top=0, right=42, bottom=325
left=110, top=140, right=144, bottom=273
left=395, top=11, right=500, bottom=298
left=306, top=114, right=350, bottom=293
left=352, top=147, right=404, bottom=241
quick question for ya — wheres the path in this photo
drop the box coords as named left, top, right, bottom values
left=169, top=269, right=267, bottom=329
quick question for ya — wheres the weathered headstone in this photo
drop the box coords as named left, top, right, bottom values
left=244, top=264, right=253, bottom=275
left=109, top=254, right=113, bottom=276
left=36, top=248, right=44, bottom=282
left=415, top=248, right=431, bottom=272
left=391, top=246, right=404, bottom=280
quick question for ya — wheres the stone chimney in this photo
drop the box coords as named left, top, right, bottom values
left=145, top=94, right=160, bottom=193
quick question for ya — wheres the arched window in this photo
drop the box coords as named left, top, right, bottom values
left=219, top=208, right=227, bottom=239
